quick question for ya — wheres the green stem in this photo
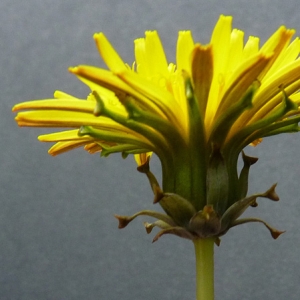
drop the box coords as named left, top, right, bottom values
left=193, top=238, right=215, bottom=300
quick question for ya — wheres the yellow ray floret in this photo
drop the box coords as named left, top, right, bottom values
left=13, top=15, right=300, bottom=164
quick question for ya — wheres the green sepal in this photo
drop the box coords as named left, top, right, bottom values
left=144, top=220, right=173, bottom=234
left=229, top=217, right=285, bottom=239
left=144, top=220, right=196, bottom=242
left=92, top=90, right=105, bottom=116
left=158, top=193, right=197, bottom=228
left=115, top=208, right=197, bottom=242
left=220, top=184, right=279, bottom=232
left=225, top=91, right=298, bottom=155
left=120, top=148, right=150, bottom=155
left=263, top=123, right=300, bottom=137
left=78, top=125, right=150, bottom=150
left=124, top=95, right=197, bottom=202
left=100, top=144, right=142, bottom=157
left=121, top=152, right=129, bottom=159
left=91, top=91, right=173, bottom=176
left=208, top=82, right=257, bottom=147
left=206, top=147, right=229, bottom=215
left=136, top=160, right=165, bottom=204
left=116, top=68, right=181, bottom=127
left=183, top=72, right=207, bottom=210
left=238, top=151, right=258, bottom=199
left=188, top=205, right=221, bottom=238
left=115, top=210, right=177, bottom=229
left=257, top=114, right=300, bottom=138
left=92, top=90, right=128, bottom=121
left=123, top=96, right=187, bottom=153
left=151, top=226, right=196, bottom=242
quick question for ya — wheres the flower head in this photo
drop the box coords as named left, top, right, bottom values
left=13, top=15, right=300, bottom=243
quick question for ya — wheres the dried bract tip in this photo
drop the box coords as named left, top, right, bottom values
left=136, top=155, right=150, bottom=173
left=143, top=222, right=153, bottom=234
left=242, top=151, right=258, bottom=166
left=153, top=185, right=164, bottom=204
left=264, top=183, right=280, bottom=201
left=271, top=229, right=286, bottom=239
left=114, top=214, right=132, bottom=229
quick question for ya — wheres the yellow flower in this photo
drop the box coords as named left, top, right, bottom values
left=13, top=15, right=300, bottom=242
left=13, top=90, right=152, bottom=156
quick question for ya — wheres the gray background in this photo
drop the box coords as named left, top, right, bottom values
left=1, top=0, right=300, bottom=299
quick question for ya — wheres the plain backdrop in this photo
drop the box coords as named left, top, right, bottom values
left=1, top=0, right=300, bottom=299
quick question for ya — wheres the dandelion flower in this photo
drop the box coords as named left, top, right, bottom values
left=13, top=15, right=300, bottom=242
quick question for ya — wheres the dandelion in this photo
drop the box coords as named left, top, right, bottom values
left=13, top=15, right=300, bottom=300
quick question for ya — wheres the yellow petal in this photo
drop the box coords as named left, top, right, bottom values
left=48, top=140, right=95, bottom=156
left=176, top=31, right=194, bottom=73
left=117, top=69, right=185, bottom=134
left=191, top=44, right=213, bottom=117
left=205, top=15, right=232, bottom=128
left=258, top=26, right=295, bottom=80
left=134, top=38, right=148, bottom=76
left=38, top=129, right=92, bottom=142
left=226, top=29, right=244, bottom=73
left=263, top=37, right=300, bottom=77
left=93, top=32, right=126, bottom=72
left=84, top=143, right=103, bottom=154
left=144, top=31, right=169, bottom=77
left=243, top=36, right=259, bottom=59
left=210, top=15, right=232, bottom=75
left=13, top=99, right=95, bottom=113
left=54, top=90, right=77, bottom=99
left=216, top=52, right=272, bottom=118
left=15, top=110, right=124, bottom=129
left=69, top=65, right=166, bottom=117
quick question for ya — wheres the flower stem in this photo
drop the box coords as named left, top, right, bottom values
left=193, top=238, right=214, bottom=300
